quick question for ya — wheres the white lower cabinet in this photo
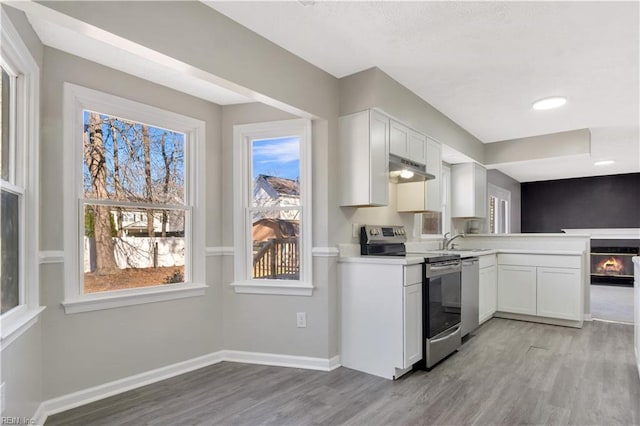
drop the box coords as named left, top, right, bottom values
left=536, top=267, right=581, bottom=320
left=340, top=262, right=423, bottom=379
left=497, top=265, right=537, bottom=315
left=496, top=253, right=583, bottom=324
left=404, top=283, right=423, bottom=367
left=479, top=264, right=497, bottom=323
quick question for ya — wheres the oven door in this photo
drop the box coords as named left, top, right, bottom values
left=424, top=261, right=462, bottom=339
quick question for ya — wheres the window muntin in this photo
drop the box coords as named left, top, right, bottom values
left=80, top=110, right=188, bottom=293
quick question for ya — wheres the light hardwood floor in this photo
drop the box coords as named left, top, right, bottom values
left=46, top=318, right=640, bottom=425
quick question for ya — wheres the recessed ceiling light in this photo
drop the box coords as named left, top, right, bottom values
left=594, top=160, right=615, bottom=166
left=532, top=96, right=567, bottom=110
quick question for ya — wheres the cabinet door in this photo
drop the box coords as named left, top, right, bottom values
left=474, top=163, right=487, bottom=218
left=451, top=163, right=487, bottom=218
left=497, top=265, right=537, bottom=315
left=536, top=267, right=581, bottom=321
left=408, top=130, right=426, bottom=165
left=425, top=138, right=442, bottom=211
left=390, top=120, right=409, bottom=158
left=479, top=265, right=497, bottom=323
left=370, top=110, right=390, bottom=206
left=403, top=283, right=423, bottom=368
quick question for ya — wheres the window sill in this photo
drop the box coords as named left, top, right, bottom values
left=62, top=283, right=208, bottom=314
left=1, top=306, right=46, bottom=351
left=231, top=281, right=314, bottom=296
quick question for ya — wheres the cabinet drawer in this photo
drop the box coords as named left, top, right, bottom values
left=498, top=253, right=581, bottom=269
left=479, top=254, right=497, bottom=269
left=404, top=264, right=423, bottom=286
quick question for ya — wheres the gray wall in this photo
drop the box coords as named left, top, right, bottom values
left=41, top=1, right=338, bottom=120
left=1, top=6, right=44, bottom=420
left=339, top=68, right=485, bottom=163
left=4, top=2, right=541, bottom=417
left=335, top=67, right=488, bottom=242
left=39, top=47, right=225, bottom=399
left=487, top=169, right=522, bottom=233
left=220, top=103, right=338, bottom=358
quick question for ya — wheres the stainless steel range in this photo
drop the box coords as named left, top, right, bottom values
left=359, top=225, right=462, bottom=370
left=360, top=224, right=407, bottom=256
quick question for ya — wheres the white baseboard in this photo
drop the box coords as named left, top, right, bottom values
left=583, top=313, right=593, bottom=321
left=328, top=355, right=341, bottom=371
left=222, top=350, right=341, bottom=372
left=32, top=350, right=341, bottom=425
left=34, top=351, right=224, bottom=425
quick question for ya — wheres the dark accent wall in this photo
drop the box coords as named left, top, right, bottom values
left=521, top=173, right=640, bottom=233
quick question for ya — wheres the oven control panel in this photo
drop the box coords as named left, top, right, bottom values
left=361, top=225, right=407, bottom=244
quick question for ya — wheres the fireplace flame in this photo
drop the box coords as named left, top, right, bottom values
left=595, top=256, right=625, bottom=275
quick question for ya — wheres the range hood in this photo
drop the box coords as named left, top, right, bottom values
left=389, top=153, right=435, bottom=183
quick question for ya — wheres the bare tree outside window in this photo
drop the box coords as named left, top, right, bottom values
left=82, top=111, right=186, bottom=293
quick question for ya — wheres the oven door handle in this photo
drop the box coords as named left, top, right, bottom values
left=429, top=325, right=461, bottom=343
left=428, top=264, right=461, bottom=274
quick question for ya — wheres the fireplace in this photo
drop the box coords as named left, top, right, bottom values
left=590, top=245, right=639, bottom=286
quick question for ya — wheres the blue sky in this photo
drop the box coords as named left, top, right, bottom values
left=252, top=136, right=300, bottom=180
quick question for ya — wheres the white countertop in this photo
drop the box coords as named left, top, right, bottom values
left=338, top=255, right=425, bottom=265
left=461, top=233, right=591, bottom=238
left=340, top=248, right=585, bottom=264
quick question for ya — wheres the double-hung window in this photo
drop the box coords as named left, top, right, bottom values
left=488, top=183, right=511, bottom=234
left=1, top=11, right=42, bottom=348
left=232, top=119, right=313, bottom=296
left=420, top=164, right=451, bottom=237
left=63, top=84, right=206, bottom=313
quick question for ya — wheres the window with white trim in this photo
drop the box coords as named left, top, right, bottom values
left=63, top=84, right=206, bottom=313
left=488, top=183, right=511, bottom=234
left=233, top=119, right=313, bottom=296
left=1, top=11, right=42, bottom=347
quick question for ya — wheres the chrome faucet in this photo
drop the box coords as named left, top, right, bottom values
left=443, top=232, right=465, bottom=250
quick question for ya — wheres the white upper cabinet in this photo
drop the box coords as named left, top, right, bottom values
left=451, top=162, right=487, bottom=218
left=339, top=109, right=390, bottom=206
left=396, top=137, right=442, bottom=212
left=390, top=120, right=426, bottom=164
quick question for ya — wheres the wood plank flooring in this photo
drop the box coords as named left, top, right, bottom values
left=46, top=318, right=640, bottom=425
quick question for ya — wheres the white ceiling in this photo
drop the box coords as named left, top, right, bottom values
left=207, top=1, right=640, bottom=182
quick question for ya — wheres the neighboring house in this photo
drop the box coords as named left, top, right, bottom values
left=253, top=174, right=300, bottom=222
left=111, top=209, right=184, bottom=237
left=251, top=176, right=301, bottom=279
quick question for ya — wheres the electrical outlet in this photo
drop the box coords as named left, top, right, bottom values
left=296, top=312, right=307, bottom=328
left=352, top=223, right=359, bottom=239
